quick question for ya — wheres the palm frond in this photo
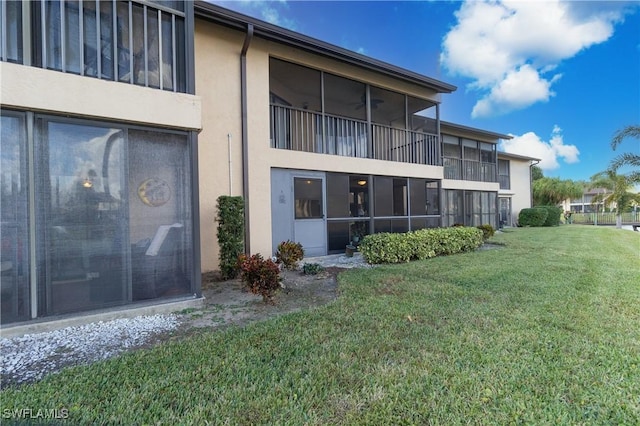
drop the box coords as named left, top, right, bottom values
left=608, top=152, right=640, bottom=172
left=611, top=125, right=640, bottom=150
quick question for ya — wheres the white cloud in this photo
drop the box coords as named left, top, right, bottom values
left=213, top=0, right=298, bottom=30
left=500, top=125, right=580, bottom=171
left=441, top=0, right=630, bottom=117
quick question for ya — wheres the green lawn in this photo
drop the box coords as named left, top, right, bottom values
left=2, top=226, right=639, bottom=425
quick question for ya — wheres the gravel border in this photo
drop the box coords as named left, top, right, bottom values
left=1, top=314, right=179, bottom=387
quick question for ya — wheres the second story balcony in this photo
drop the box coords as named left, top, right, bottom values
left=1, top=0, right=191, bottom=93
left=270, top=105, right=441, bottom=166
left=443, top=157, right=497, bottom=182
left=269, top=57, right=442, bottom=167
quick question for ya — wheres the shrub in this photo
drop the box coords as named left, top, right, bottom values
left=359, top=227, right=484, bottom=264
left=477, top=224, right=496, bottom=240
left=238, top=254, right=281, bottom=303
left=302, top=263, right=324, bottom=275
left=536, top=205, right=562, bottom=227
left=217, top=196, right=244, bottom=280
left=518, top=207, right=548, bottom=227
left=275, top=240, right=305, bottom=270
left=358, top=233, right=413, bottom=264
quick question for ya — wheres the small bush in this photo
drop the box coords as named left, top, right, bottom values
left=238, top=254, right=281, bottom=303
left=359, top=227, right=484, bottom=264
left=302, top=263, right=324, bottom=275
left=536, top=205, right=562, bottom=227
left=276, top=240, right=305, bottom=270
left=217, top=196, right=244, bottom=280
left=477, top=224, right=496, bottom=240
left=518, top=208, right=548, bottom=227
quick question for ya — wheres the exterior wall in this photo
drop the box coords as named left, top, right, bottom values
left=195, top=19, right=444, bottom=270
left=1, top=62, right=201, bottom=130
left=442, top=179, right=499, bottom=192
left=194, top=22, right=244, bottom=272
left=499, top=157, right=533, bottom=225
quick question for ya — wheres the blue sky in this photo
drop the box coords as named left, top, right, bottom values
left=211, top=0, right=640, bottom=183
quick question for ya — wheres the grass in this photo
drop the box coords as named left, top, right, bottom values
left=2, top=226, right=639, bottom=424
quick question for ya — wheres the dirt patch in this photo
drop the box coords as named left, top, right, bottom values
left=174, top=267, right=342, bottom=333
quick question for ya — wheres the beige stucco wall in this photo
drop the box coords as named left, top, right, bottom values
left=0, top=62, right=201, bottom=130
left=195, top=22, right=245, bottom=271
left=499, top=157, right=533, bottom=225
left=195, top=19, right=447, bottom=271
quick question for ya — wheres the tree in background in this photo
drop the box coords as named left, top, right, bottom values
left=590, top=170, right=640, bottom=228
left=533, top=177, right=583, bottom=206
left=609, top=125, right=640, bottom=182
left=531, top=165, right=544, bottom=181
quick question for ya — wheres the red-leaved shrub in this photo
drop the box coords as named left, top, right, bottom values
left=238, top=254, right=282, bottom=303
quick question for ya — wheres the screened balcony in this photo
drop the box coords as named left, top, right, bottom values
left=269, top=58, right=442, bottom=167
left=443, top=135, right=497, bottom=183
left=0, top=0, right=190, bottom=93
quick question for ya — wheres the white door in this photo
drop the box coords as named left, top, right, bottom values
left=293, top=176, right=326, bottom=257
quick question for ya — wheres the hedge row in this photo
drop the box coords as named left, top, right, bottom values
left=359, top=226, right=484, bottom=264
left=518, top=206, right=562, bottom=227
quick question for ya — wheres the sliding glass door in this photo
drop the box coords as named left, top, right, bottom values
left=1, top=112, right=30, bottom=323
left=38, top=120, right=129, bottom=314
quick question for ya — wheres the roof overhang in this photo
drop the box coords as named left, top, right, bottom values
left=498, top=151, right=541, bottom=162
left=441, top=120, right=512, bottom=141
left=194, top=1, right=457, bottom=94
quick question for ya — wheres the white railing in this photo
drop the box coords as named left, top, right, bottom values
left=570, top=212, right=640, bottom=225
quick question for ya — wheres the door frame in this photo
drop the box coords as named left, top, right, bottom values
left=291, top=171, right=327, bottom=257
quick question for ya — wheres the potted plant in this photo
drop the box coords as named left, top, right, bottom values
left=350, top=222, right=367, bottom=246
left=345, top=244, right=356, bottom=257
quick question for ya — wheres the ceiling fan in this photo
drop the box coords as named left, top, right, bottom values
left=352, top=94, right=384, bottom=110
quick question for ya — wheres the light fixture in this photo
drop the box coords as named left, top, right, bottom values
left=357, top=180, right=367, bottom=186
left=82, top=178, right=93, bottom=188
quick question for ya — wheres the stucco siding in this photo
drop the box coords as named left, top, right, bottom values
left=1, top=62, right=201, bottom=130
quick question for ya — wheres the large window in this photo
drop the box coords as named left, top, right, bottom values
left=36, top=118, right=193, bottom=314
left=0, top=109, right=195, bottom=324
left=2, top=1, right=189, bottom=93
left=498, top=159, right=510, bottom=189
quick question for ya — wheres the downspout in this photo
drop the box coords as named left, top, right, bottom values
left=241, top=24, right=254, bottom=254
left=529, top=159, right=540, bottom=208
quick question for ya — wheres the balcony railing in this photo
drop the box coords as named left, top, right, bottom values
left=443, top=157, right=497, bottom=183
left=371, top=124, right=441, bottom=165
left=270, top=105, right=441, bottom=166
left=443, top=157, right=462, bottom=180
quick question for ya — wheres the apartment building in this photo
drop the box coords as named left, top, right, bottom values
left=1, top=1, right=534, bottom=326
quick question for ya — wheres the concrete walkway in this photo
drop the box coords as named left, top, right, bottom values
left=302, top=252, right=372, bottom=269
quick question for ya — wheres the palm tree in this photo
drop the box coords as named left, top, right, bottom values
left=590, top=170, right=640, bottom=228
left=609, top=125, right=640, bottom=182
left=533, top=177, right=583, bottom=206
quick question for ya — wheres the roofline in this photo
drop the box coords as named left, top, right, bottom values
left=440, top=120, right=512, bottom=141
left=194, top=1, right=457, bottom=94
left=497, top=151, right=541, bottom=162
